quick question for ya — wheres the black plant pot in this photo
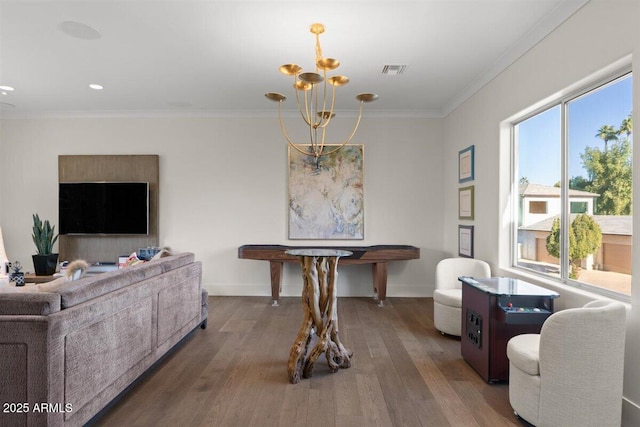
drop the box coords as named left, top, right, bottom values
left=32, top=253, right=59, bottom=276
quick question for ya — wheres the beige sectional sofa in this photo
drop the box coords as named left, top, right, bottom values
left=0, top=252, right=207, bottom=427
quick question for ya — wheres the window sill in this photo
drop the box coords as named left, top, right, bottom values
left=498, top=266, right=631, bottom=309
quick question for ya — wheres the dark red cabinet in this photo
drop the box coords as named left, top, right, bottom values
left=460, top=277, right=559, bottom=383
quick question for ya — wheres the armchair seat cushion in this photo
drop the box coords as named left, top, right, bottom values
left=507, top=334, right=540, bottom=375
left=433, top=288, right=462, bottom=308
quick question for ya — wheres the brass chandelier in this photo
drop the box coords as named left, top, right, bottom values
left=265, top=23, right=379, bottom=163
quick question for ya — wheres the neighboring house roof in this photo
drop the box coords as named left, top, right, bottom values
left=520, top=214, right=632, bottom=235
left=519, top=183, right=599, bottom=198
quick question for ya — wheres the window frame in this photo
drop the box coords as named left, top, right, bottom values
left=511, top=67, right=632, bottom=302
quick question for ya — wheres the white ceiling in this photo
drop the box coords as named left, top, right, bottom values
left=0, top=0, right=588, bottom=119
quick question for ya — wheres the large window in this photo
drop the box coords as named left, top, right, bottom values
left=514, top=71, right=633, bottom=298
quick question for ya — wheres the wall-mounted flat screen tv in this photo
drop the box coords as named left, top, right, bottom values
left=59, top=182, right=149, bottom=235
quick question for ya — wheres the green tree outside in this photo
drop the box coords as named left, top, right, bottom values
left=581, top=139, right=632, bottom=215
left=546, top=214, right=602, bottom=279
left=575, top=114, right=633, bottom=215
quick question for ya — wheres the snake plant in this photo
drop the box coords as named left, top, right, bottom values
left=32, top=213, right=59, bottom=255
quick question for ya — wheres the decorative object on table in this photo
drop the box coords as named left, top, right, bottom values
left=31, top=213, right=59, bottom=275
left=150, top=247, right=171, bottom=260
left=458, top=185, right=475, bottom=220
left=458, top=225, right=475, bottom=258
left=9, top=261, right=25, bottom=286
left=138, top=246, right=161, bottom=260
left=265, top=23, right=378, bottom=167
left=124, top=251, right=145, bottom=267
left=289, top=144, right=364, bottom=239
left=458, top=145, right=475, bottom=183
left=285, top=249, right=353, bottom=384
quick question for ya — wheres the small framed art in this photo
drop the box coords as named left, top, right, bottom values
left=458, top=145, right=474, bottom=183
left=458, top=225, right=474, bottom=258
left=458, top=185, right=474, bottom=220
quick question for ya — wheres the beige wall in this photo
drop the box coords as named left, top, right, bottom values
left=442, top=0, right=640, bottom=423
left=0, top=116, right=444, bottom=298
left=2, top=0, right=639, bottom=421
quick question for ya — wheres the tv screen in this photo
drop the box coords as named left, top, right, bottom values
left=59, top=182, right=149, bottom=235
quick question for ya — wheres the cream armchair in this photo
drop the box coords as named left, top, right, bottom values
left=433, top=257, right=490, bottom=336
left=507, top=300, right=626, bottom=427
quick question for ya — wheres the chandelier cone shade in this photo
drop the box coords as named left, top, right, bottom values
left=265, top=23, right=378, bottom=162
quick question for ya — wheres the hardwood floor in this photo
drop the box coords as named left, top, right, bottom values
left=92, top=296, right=522, bottom=427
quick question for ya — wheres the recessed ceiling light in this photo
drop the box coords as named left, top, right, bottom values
left=58, top=21, right=101, bottom=40
left=89, top=84, right=104, bottom=90
left=0, top=85, right=15, bottom=91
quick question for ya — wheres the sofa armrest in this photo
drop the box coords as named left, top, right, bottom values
left=0, top=292, right=61, bottom=315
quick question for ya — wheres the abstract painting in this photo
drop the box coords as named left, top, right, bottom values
left=288, top=145, right=364, bottom=239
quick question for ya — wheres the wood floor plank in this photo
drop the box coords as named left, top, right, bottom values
left=92, top=297, right=521, bottom=427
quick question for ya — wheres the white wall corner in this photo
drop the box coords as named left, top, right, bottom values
left=622, top=398, right=640, bottom=427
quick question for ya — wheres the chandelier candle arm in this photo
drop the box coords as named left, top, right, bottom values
left=276, top=98, right=317, bottom=157
left=293, top=75, right=315, bottom=128
left=316, top=84, right=339, bottom=129
left=265, top=23, right=378, bottom=164
left=317, top=99, right=365, bottom=157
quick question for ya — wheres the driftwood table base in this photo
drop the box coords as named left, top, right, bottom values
left=286, top=250, right=352, bottom=384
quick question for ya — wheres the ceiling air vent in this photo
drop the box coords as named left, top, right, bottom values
left=382, top=65, right=407, bottom=75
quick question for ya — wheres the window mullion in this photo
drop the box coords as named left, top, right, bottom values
left=560, top=101, right=570, bottom=281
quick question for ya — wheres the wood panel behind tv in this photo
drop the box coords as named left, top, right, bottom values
left=58, top=155, right=159, bottom=264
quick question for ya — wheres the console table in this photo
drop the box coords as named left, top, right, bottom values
left=286, top=249, right=352, bottom=384
left=24, top=274, right=56, bottom=283
left=459, top=277, right=559, bottom=382
left=237, top=244, right=420, bottom=306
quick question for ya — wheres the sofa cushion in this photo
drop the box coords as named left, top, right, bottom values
left=0, top=292, right=61, bottom=315
left=507, top=333, right=541, bottom=375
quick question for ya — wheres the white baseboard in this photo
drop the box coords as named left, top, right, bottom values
left=203, top=283, right=433, bottom=299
